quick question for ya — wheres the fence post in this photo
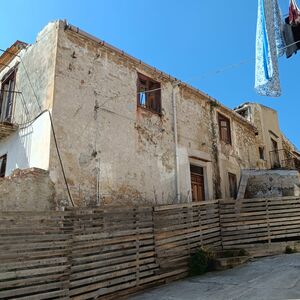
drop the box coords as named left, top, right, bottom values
left=198, top=204, right=203, bottom=247
left=63, top=208, right=75, bottom=298
left=134, top=207, right=140, bottom=287
left=217, top=200, right=223, bottom=250
left=266, top=199, right=271, bottom=244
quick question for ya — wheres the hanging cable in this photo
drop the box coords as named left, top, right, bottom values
left=48, top=111, right=75, bottom=207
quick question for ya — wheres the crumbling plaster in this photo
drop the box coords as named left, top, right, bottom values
left=47, top=21, right=260, bottom=206
left=0, top=168, right=56, bottom=211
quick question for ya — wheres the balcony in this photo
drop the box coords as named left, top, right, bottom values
left=0, top=71, right=19, bottom=140
left=0, top=121, right=18, bottom=140
left=270, top=149, right=300, bottom=172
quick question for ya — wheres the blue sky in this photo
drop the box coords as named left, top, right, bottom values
left=2, top=0, right=299, bottom=148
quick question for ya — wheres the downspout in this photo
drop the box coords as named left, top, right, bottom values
left=172, top=83, right=180, bottom=203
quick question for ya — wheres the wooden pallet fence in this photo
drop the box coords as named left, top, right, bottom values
left=2, top=197, right=300, bottom=299
left=68, top=206, right=159, bottom=300
left=0, top=211, right=72, bottom=300
left=219, top=196, right=300, bottom=249
left=153, top=200, right=221, bottom=273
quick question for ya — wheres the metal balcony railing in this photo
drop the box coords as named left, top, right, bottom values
left=0, top=90, right=29, bottom=140
left=269, top=149, right=300, bottom=171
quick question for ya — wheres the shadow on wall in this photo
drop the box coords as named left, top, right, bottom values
left=5, top=126, right=32, bottom=175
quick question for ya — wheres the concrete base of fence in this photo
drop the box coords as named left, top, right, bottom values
left=240, top=241, right=300, bottom=257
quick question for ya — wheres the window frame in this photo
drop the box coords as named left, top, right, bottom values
left=190, top=164, right=206, bottom=202
left=137, top=73, right=161, bottom=115
left=0, top=68, right=17, bottom=123
left=0, top=154, right=7, bottom=178
left=217, top=113, right=232, bottom=145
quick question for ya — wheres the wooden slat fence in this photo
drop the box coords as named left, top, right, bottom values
left=219, top=196, right=300, bottom=249
left=1, top=197, right=300, bottom=299
left=0, top=211, right=72, bottom=300
left=69, top=206, right=158, bottom=299
left=0, top=201, right=220, bottom=299
left=154, top=200, right=221, bottom=272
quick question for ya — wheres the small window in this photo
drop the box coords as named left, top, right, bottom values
left=218, top=113, right=231, bottom=144
left=137, top=73, right=161, bottom=114
left=0, top=154, right=7, bottom=177
left=259, top=147, right=265, bottom=160
left=228, top=172, right=237, bottom=199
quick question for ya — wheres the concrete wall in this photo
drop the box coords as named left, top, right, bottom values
left=0, top=168, right=56, bottom=211
left=244, top=169, right=300, bottom=198
left=0, top=21, right=58, bottom=176
left=48, top=21, right=259, bottom=207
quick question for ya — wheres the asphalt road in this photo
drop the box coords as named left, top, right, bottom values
left=130, top=253, right=300, bottom=300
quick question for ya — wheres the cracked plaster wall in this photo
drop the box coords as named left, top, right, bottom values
left=48, top=21, right=260, bottom=206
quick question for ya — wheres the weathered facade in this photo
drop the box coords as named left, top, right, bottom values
left=235, top=102, right=300, bottom=171
left=1, top=20, right=297, bottom=209
left=0, top=168, right=55, bottom=210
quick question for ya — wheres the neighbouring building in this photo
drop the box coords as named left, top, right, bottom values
left=234, top=102, right=300, bottom=170
left=0, top=20, right=299, bottom=209
left=234, top=103, right=300, bottom=199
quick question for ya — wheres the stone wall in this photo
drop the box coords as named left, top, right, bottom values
left=48, top=21, right=259, bottom=207
left=244, top=169, right=300, bottom=199
left=0, top=168, right=56, bottom=211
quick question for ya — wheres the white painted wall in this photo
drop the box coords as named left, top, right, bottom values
left=0, top=111, right=51, bottom=176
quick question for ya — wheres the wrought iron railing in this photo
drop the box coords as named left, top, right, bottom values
left=269, top=149, right=300, bottom=171
left=0, top=90, right=30, bottom=126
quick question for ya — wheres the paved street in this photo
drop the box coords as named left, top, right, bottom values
left=130, top=254, right=300, bottom=300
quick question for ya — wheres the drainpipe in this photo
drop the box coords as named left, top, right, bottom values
left=172, top=82, right=180, bottom=203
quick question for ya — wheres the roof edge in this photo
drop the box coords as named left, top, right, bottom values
left=62, top=20, right=257, bottom=132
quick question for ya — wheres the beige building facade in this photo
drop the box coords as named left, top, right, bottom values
left=1, top=20, right=297, bottom=208
left=235, top=103, right=300, bottom=170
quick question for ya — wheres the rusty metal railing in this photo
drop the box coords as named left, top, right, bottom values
left=269, top=149, right=300, bottom=171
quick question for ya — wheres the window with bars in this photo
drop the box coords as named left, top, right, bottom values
left=218, top=113, right=231, bottom=144
left=137, top=73, right=161, bottom=114
left=0, top=154, right=7, bottom=178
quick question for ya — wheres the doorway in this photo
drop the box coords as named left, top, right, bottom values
left=190, top=165, right=205, bottom=201
left=270, top=138, right=280, bottom=168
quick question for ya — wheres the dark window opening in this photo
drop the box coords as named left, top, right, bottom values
left=228, top=172, right=237, bottom=199
left=270, top=138, right=280, bottom=168
left=0, top=154, right=7, bottom=178
left=190, top=165, right=205, bottom=202
left=137, top=73, right=161, bottom=114
left=238, top=108, right=248, bottom=118
left=0, top=70, right=16, bottom=123
left=218, top=113, right=231, bottom=144
left=259, top=147, right=265, bottom=160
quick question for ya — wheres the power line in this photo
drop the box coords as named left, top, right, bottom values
left=48, top=111, right=75, bottom=207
